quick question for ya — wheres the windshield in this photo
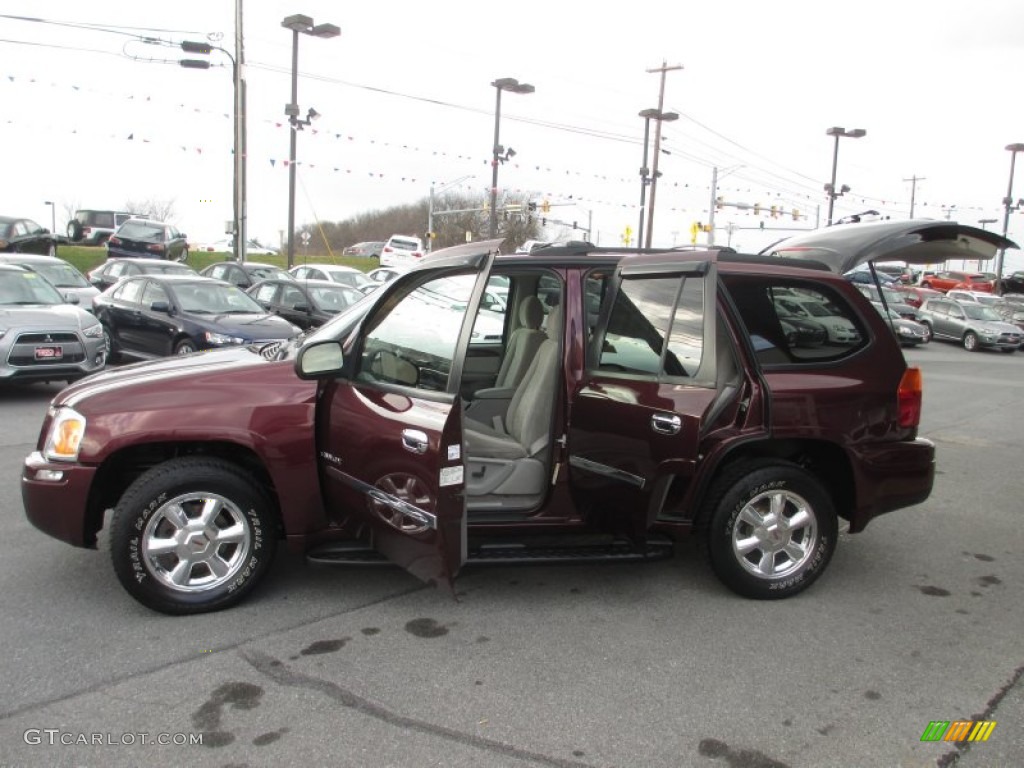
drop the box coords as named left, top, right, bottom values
left=308, top=284, right=362, bottom=312
left=172, top=282, right=266, bottom=314
left=145, top=263, right=195, bottom=276
left=962, top=305, right=1002, bottom=321
left=32, top=262, right=90, bottom=288
left=327, top=270, right=373, bottom=289
left=0, top=270, right=65, bottom=305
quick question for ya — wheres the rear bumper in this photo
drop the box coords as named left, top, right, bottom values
left=22, top=451, right=98, bottom=548
left=848, top=438, right=935, bottom=532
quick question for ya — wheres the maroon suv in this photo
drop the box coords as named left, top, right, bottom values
left=21, top=221, right=1014, bottom=614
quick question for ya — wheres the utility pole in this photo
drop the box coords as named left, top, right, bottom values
left=707, top=166, right=719, bottom=246
left=644, top=61, right=682, bottom=248
left=903, top=175, right=925, bottom=219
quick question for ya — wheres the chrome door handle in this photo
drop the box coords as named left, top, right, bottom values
left=650, top=413, right=682, bottom=435
left=401, top=429, right=429, bottom=454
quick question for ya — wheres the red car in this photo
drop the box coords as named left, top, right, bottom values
left=21, top=221, right=1014, bottom=615
left=920, top=270, right=995, bottom=293
left=891, top=284, right=942, bottom=308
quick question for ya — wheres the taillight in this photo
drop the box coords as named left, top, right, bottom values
left=108, top=236, right=121, bottom=246
left=898, top=367, right=923, bottom=427
left=146, top=243, right=166, bottom=254
left=382, top=246, right=392, bottom=253
left=413, top=252, right=423, bottom=259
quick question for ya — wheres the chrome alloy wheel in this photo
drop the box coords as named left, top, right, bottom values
left=371, top=472, right=433, bottom=534
left=141, top=492, right=252, bottom=592
left=731, top=488, right=817, bottom=579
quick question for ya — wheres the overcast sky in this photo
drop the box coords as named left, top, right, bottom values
left=2, top=0, right=1024, bottom=268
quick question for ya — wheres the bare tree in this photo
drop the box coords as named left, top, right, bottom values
left=124, top=198, right=177, bottom=223
left=60, top=199, right=81, bottom=232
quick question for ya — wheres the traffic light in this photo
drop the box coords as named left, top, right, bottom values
left=715, top=196, right=723, bottom=210
left=528, top=201, right=537, bottom=212
left=753, top=203, right=761, bottom=216
left=703, top=224, right=712, bottom=233
left=181, top=40, right=213, bottom=54
left=690, top=222, right=700, bottom=243
left=770, top=205, right=778, bottom=219
left=792, top=208, right=800, bottom=221
left=541, top=199, right=551, bottom=214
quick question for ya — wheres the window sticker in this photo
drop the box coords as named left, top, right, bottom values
left=439, top=465, right=464, bottom=487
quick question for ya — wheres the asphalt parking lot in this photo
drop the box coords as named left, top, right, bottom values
left=0, top=342, right=1020, bottom=767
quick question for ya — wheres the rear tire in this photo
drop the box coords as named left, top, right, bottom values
left=174, top=339, right=197, bottom=355
left=109, top=457, right=277, bottom=615
left=704, top=460, right=837, bottom=599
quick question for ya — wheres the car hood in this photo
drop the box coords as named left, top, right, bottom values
left=976, top=320, right=1022, bottom=334
left=763, top=220, right=1017, bottom=273
left=0, top=303, right=98, bottom=329
left=54, top=347, right=270, bottom=408
left=184, top=312, right=298, bottom=339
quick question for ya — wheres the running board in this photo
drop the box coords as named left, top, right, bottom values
left=307, top=537, right=674, bottom=567
left=467, top=537, right=674, bottom=565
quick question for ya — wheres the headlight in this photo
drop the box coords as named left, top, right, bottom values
left=204, top=331, right=245, bottom=345
left=82, top=323, right=104, bottom=338
left=43, top=407, right=87, bottom=462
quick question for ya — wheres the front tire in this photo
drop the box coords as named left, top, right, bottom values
left=102, top=325, right=120, bottom=365
left=705, top=460, right=837, bottom=599
left=963, top=331, right=979, bottom=351
left=110, top=457, right=277, bottom=615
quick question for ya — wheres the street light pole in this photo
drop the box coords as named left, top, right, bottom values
left=824, top=126, right=866, bottom=226
left=996, top=143, right=1024, bottom=284
left=637, top=112, right=653, bottom=249
left=281, top=13, right=339, bottom=269
left=637, top=108, right=678, bottom=249
left=489, top=77, right=534, bottom=239
left=180, top=34, right=246, bottom=262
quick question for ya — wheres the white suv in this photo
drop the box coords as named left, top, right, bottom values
left=379, top=235, right=424, bottom=268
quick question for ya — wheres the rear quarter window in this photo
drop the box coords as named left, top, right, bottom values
left=722, top=276, right=868, bottom=366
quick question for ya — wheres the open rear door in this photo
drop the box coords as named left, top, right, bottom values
left=567, top=256, right=722, bottom=537
left=762, top=219, right=1017, bottom=272
left=309, top=243, right=499, bottom=587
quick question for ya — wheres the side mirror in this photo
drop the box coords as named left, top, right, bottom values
left=150, top=300, right=170, bottom=314
left=63, top=292, right=80, bottom=305
left=296, top=340, right=345, bottom=378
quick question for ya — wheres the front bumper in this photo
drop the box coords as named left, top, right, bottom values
left=22, top=451, right=99, bottom=548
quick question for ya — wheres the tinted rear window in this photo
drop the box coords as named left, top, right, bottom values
left=723, top=276, right=868, bottom=366
left=389, top=238, right=419, bottom=250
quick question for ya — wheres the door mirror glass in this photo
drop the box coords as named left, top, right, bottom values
left=297, top=340, right=345, bottom=377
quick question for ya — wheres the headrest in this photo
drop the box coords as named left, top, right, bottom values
left=543, top=305, right=562, bottom=339
left=518, top=295, right=544, bottom=329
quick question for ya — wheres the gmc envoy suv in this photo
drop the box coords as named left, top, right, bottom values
left=22, top=220, right=1013, bottom=614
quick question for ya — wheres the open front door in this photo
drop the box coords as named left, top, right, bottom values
left=567, top=257, right=722, bottom=537
left=313, top=246, right=497, bottom=587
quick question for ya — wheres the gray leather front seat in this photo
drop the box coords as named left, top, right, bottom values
left=463, top=306, right=561, bottom=505
left=493, top=295, right=545, bottom=389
